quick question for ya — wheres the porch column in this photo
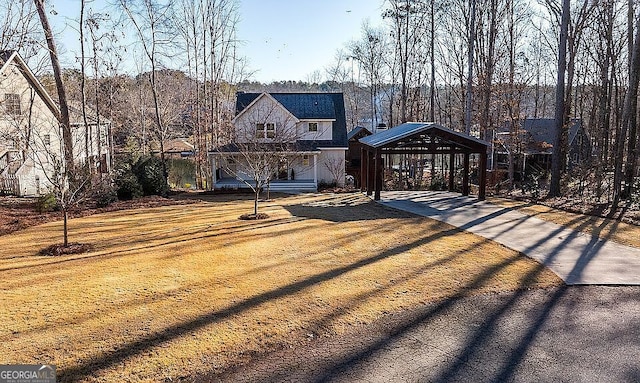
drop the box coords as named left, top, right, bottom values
left=478, top=150, right=487, bottom=201
left=212, top=155, right=217, bottom=185
left=462, top=152, right=470, bottom=196
left=374, top=148, right=382, bottom=200
left=313, top=154, right=318, bottom=187
left=448, top=152, right=455, bottom=191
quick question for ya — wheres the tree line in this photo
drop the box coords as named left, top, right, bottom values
left=2, top=0, right=640, bottom=211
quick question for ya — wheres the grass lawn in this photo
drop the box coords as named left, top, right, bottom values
left=488, top=197, right=640, bottom=249
left=0, top=193, right=562, bottom=382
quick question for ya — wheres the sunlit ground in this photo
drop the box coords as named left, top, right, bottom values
left=489, top=197, right=640, bottom=248
left=0, top=193, right=562, bottom=382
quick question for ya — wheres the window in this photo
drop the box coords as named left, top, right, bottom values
left=43, top=134, right=51, bottom=146
left=308, top=122, right=318, bottom=132
left=266, top=123, right=275, bottom=138
left=4, top=93, right=21, bottom=116
left=256, top=123, right=265, bottom=137
left=256, top=123, right=275, bottom=138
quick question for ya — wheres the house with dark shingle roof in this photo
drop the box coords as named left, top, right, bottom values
left=210, top=92, right=348, bottom=191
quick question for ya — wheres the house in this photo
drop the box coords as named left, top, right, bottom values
left=490, top=118, right=592, bottom=179
left=346, top=126, right=372, bottom=187
left=210, top=92, right=348, bottom=191
left=0, top=50, right=110, bottom=196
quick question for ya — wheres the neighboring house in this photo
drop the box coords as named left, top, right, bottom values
left=210, top=92, right=348, bottom=191
left=152, top=138, right=195, bottom=159
left=346, top=126, right=372, bottom=187
left=0, top=50, right=110, bottom=196
left=490, top=118, right=592, bottom=179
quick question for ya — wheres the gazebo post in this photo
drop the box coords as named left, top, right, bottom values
left=478, top=150, right=487, bottom=200
left=367, top=149, right=373, bottom=196
left=360, top=146, right=367, bottom=192
left=448, top=152, right=455, bottom=191
left=462, top=152, right=470, bottom=196
left=374, top=148, right=382, bottom=200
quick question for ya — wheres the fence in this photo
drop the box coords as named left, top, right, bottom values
left=0, top=175, right=20, bottom=195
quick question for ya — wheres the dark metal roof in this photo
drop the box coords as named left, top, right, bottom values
left=359, top=122, right=488, bottom=151
left=347, top=126, right=372, bottom=141
left=234, top=92, right=347, bottom=149
left=236, top=92, right=337, bottom=120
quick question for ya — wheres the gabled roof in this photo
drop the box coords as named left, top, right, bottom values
left=236, top=92, right=338, bottom=120
left=360, top=122, right=488, bottom=151
left=233, top=92, right=348, bottom=149
left=0, top=50, right=61, bottom=121
left=232, top=92, right=299, bottom=124
left=347, top=126, right=372, bottom=141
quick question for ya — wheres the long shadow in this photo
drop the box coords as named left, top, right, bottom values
left=429, top=194, right=631, bottom=381
left=57, top=222, right=471, bottom=381
left=218, top=192, right=630, bottom=382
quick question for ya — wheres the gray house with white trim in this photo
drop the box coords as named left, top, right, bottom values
left=210, top=92, right=348, bottom=191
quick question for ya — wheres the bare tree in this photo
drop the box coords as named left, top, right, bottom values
left=118, top=0, right=174, bottom=189
left=34, top=0, right=79, bottom=246
left=214, top=100, right=306, bottom=216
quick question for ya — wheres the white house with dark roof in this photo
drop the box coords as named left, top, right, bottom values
left=0, top=50, right=110, bottom=196
left=210, top=92, right=348, bottom=191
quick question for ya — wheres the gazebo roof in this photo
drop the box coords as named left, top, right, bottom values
left=359, top=122, right=488, bottom=152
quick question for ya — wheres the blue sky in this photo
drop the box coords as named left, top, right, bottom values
left=237, top=0, right=383, bottom=82
left=49, top=0, right=384, bottom=83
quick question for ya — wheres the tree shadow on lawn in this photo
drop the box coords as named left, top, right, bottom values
left=207, top=195, right=637, bottom=382
left=56, top=220, right=508, bottom=381
left=39, top=192, right=632, bottom=381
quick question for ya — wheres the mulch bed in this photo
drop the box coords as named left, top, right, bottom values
left=239, top=213, right=270, bottom=220
left=38, top=243, right=95, bottom=256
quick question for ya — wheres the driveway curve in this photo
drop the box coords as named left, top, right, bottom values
left=378, top=191, right=640, bottom=285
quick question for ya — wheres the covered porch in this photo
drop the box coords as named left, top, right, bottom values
left=209, top=150, right=321, bottom=192
left=359, top=123, right=489, bottom=201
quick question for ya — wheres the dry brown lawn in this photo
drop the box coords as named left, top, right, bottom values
left=0, top=193, right=562, bottom=382
left=489, top=197, right=640, bottom=248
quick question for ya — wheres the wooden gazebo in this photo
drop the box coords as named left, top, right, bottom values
left=359, top=122, right=489, bottom=201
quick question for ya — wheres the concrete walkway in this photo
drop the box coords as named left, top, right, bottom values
left=378, top=190, right=640, bottom=285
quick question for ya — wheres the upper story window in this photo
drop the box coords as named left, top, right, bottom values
left=256, top=122, right=276, bottom=139
left=43, top=134, right=51, bottom=146
left=4, top=93, right=21, bottom=116
left=266, top=123, right=275, bottom=138
left=308, top=122, right=318, bottom=132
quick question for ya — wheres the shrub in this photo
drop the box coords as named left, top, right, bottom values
left=133, top=156, right=169, bottom=197
left=35, top=192, right=59, bottom=213
left=115, top=172, right=144, bottom=200
left=114, top=155, right=168, bottom=199
left=91, top=177, right=118, bottom=207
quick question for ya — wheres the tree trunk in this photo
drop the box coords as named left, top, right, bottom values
left=63, top=209, right=69, bottom=247
left=34, top=0, right=74, bottom=181
left=549, top=0, right=570, bottom=198
left=465, top=0, right=476, bottom=136
left=613, top=13, right=640, bottom=208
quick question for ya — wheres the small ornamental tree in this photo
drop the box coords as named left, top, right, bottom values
left=215, top=97, right=309, bottom=217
